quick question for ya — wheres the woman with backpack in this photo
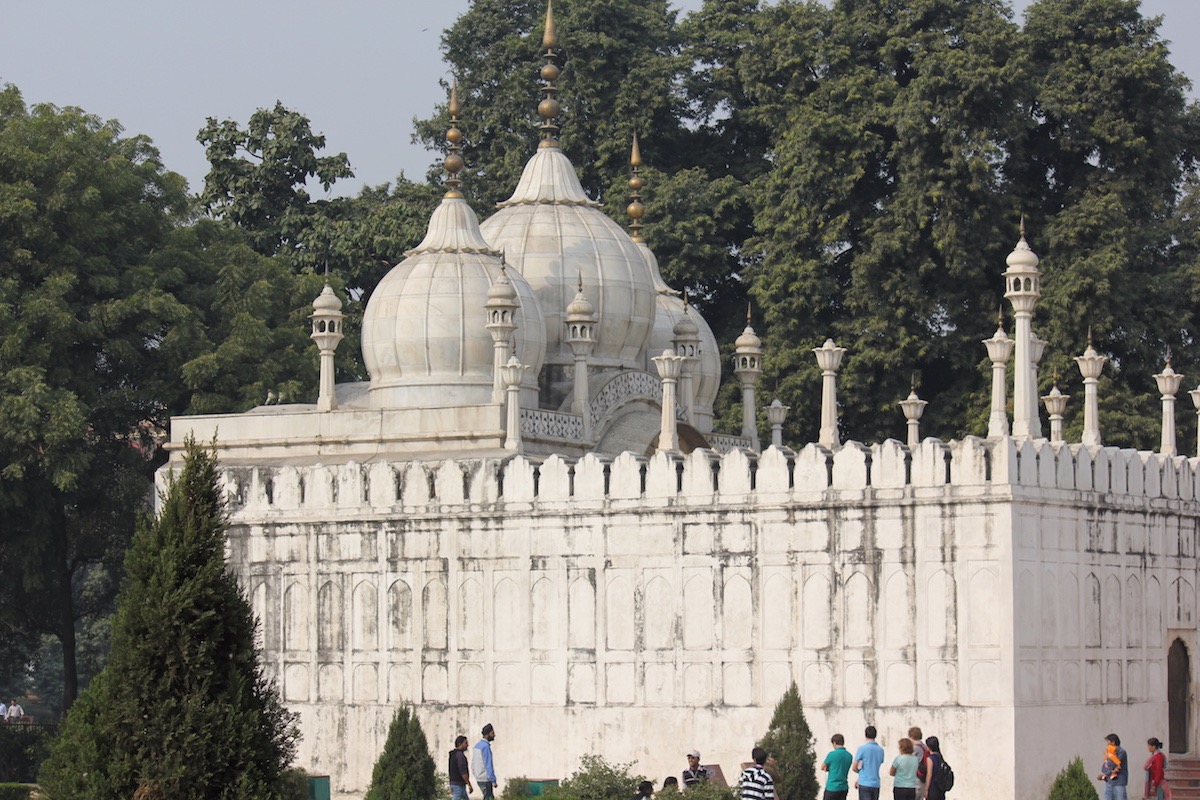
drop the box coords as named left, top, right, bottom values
left=922, top=736, right=950, bottom=799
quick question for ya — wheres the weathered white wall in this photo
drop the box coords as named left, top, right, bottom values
left=171, top=438, right=1200, bottom=800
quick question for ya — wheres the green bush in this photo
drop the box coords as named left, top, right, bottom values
left=542, top=755, right=643, bottom=800
left=281, top=767, right=311, bottom=800
left=0, top=784, right=33, bottom=800
left=1048, top=757, right=1099, bottom=800
left=364, top=706, right=438, bottom=800
left=0, top=724, right=55, bottom=784
left=757, top=683, right=819, bottom=800
left=500, top=777, right=531, bottom=800
left=683, top=778, right=738, bottom=800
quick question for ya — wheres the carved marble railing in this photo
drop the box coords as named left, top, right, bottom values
left=705, top=433, right=753, bottom=454
left=520, top=408, right=584, bottom=441
left=589, top=370, right=684, bottom=431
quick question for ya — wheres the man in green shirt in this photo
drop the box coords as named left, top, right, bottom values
left=821, top=733, right=853, bottom=800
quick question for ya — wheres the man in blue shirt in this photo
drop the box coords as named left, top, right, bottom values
left=852, top=726, right=885, bottom=800
left=471, top=724, right=498, bottom=800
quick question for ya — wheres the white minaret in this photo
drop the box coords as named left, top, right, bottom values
left=486, top=265, right=519, bottom=404
left=1041, top=381, right=1069, bottom=445
left=565, top=276, right=597, bottom=440
left=1189, top=386, right=1200, bottom=457
left=813, top=338, right=847, bottom=450
left=1155, top=355, right=1184, bottom=457
left=673, top=301, right=701, bottom=425
left=1074, top=330, right=1108, bottom=447
left=1029, top=331, right=1047, bottom=439
left=500, top=356, right=529, bottom=451
left=653, top=350, right=686, bottom=453
left=1003, top=221, right=1041, bottom=438
left=734, top=309, right=764, bottom=451
left=983, top=311, right=1014, bottom=437
left=899, top=382, right=928, bottom=448
left=767, top=398, right=790, bottom=449
left=310, top=284, right=344, bottom=412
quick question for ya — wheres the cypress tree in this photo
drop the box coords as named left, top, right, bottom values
left=364, top=705, right=439, bottom=800
left=757, top=683, right=819, bottom=800
left=38, top=441, right=298, bottom=800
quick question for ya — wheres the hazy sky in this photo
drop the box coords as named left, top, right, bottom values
left=1, top=1, right=1196, bottom=197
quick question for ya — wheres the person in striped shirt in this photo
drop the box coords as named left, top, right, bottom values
left=739, top=747, right=776, bottom=800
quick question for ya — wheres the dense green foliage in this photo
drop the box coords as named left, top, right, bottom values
left=0, top=83, right=191, bottom=709
left=542, top=755, right=644, bottom=800
left=0, top=785, right=34, bottom=800
left=0, top=723, right=55, bottom=783
left=1047, top=757, right=1099, bottom=800
left=757, top=683, right=819, bottom=800
left=364, top=706, right=439, bottom=800
left=37, top=442, right=298, bottom=800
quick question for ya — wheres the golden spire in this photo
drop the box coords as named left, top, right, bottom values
left=627, top=132, right=645, bottom=242
left=444, top=80, right=465, bottom=199
left=538, top=0, right=561, bottom=148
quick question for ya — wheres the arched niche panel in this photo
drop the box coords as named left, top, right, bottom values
left=723, top=574, right=753, bottom=650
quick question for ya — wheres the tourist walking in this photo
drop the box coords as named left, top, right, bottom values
left=449, top=734, right=473, bottom=800
left=853, top=725, right=886, bottom=800
left=1144, top=737, right=1168, bottom=800
left=1097, top=733, right=1129, bottom=800
left=889, top=738, right=920, bottom=800
left=739, top=747, right=775, bottom=800
left=821, top=733, right=853, bottom=800
left=472, top=724, right=498, bottom=800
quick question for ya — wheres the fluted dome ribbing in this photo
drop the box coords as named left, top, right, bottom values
left=362, top=197, right=546, bottom=408
left=480, top=147, right=656, bottom=370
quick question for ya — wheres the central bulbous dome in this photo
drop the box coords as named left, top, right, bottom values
left=362, top=196, right=546, bottom=409
left=479, top=147, right=656, bottom=371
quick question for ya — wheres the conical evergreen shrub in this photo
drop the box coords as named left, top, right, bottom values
left=364, top=705, right=438, bottom=800
left=757, top=683, right=819, bottom=800
left=38, top=441, right=298, bottom=800
left=1048, top=757, right=1099, bottom=800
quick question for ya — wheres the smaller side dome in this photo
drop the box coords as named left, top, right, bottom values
left=313, top=284, right=343, bottom=312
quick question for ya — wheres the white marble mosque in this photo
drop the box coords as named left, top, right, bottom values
left=160, top=7, right=1200, bottom=799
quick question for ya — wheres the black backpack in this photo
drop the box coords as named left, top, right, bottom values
left=932, top=756, right=955, bottom=793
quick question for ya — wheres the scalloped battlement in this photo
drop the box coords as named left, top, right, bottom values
left=162, top=437, right=1200, bottom=516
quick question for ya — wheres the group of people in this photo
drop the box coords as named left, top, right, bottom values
left=0, top=699, right=25, bottom=722
left=1097, top=733, right=1170, bottom=800
left=444, top=724, right=1169, bottom=800
left=448, top=724, right=498, bottom=800
left=675, top=726, right=950, bottom=800
left=816, top=726, right=950, bottom=800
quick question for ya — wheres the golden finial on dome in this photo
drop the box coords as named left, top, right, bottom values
left=444, top=80, right=465, bottom=199
left=538, top=0, right=561, bottom=148
left=627, top=132, right=645, bottom=242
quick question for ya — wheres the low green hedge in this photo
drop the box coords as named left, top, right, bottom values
left=0, top=783, right=34, bottom=800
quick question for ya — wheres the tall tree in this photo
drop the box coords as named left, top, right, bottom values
left=0, top=83, right=191, bottom=710
left=757, top=683, right=818, bottom=800
left=749, top=0, right=1025, bottom=444
left=1017, top=0, right=1200, bottom=449
left=38, top=441, right=298, bottom=800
